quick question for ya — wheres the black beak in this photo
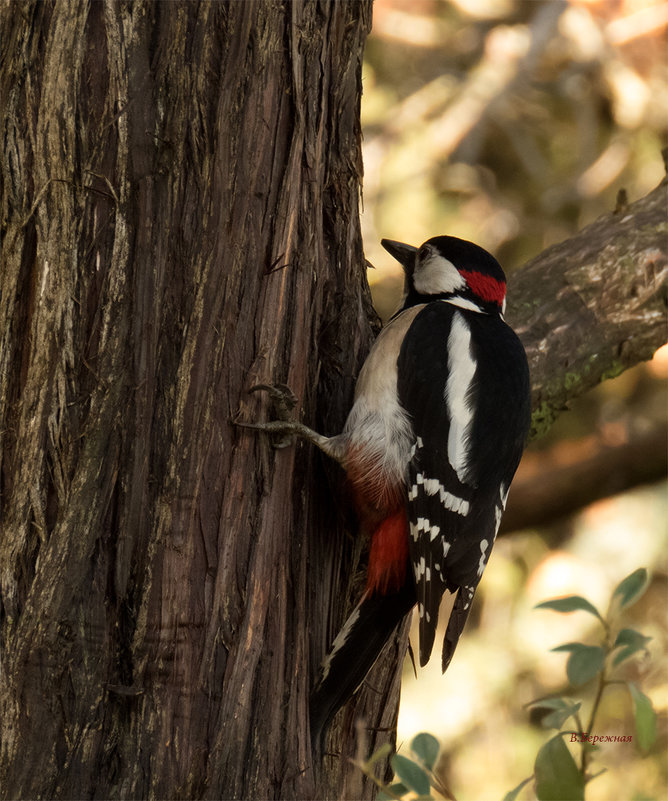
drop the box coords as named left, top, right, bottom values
left=380, top=239, right=417, bottom=272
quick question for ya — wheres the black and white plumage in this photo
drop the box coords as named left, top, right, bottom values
left=237, top=235, right=531, bottom=749
left=397, top=290, right=529, bottom=669
left=310, top=236, right=530, bottom=744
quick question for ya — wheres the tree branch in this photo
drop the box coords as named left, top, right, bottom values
left=505, top=178, right=667, bottom=440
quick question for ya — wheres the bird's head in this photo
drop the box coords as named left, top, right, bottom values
left=381, top=235, right=507, bottom=316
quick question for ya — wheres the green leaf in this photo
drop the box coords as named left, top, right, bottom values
left=530, top=697, right=583, bottom=730
left=628, top=682, right=657, bottom=753
left=365, top=743, right=393, bottom=767
left=502, top=777, right=532, bottom=801
left=552, top=643, right=606, bottom=686
left=411, top=732, right=440, bottom=770
left=535, top=595, right=604, bottom=622
left=612, top=568, right=649, bottom=610
left=391, top=754, right=431, bottom=797
left=534, top=735, right=585, bottom=801
left=378, top=782, right=408, bottom=801
left=612, top=628, right=652, bottom=666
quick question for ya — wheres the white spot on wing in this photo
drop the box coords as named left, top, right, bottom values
left=477, top=539, right=490, bottom=577
left=494, top=505, right=503, bottom=538
left=445, top=313, right=476, bottom=484
left=411, top=516, right=443, bottom=543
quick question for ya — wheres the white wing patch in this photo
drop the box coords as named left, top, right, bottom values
left=441, top=296, right=484, bottom=314
left=445, top=313, right=477, bottom=484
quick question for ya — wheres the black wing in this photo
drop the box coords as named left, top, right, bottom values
left=397, top=301, right=530, bottom=668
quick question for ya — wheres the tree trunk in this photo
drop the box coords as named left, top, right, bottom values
left=0, top=2, right=385, bottom=799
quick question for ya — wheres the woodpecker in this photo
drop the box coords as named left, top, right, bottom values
left=237, top=235, right=531, bottom=748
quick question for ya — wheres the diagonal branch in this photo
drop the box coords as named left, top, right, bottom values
left=505, top=178, right=667, bottom=440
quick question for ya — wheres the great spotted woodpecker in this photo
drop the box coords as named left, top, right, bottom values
left=237, top=235, right=531, bottom=747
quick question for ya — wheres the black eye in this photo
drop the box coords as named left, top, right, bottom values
left=418, top=245, right=430, bottom=259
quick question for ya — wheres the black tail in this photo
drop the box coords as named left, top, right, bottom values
left=309, top=584, right=415, bottom=750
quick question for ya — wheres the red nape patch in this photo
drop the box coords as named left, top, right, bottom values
left=459, top=270, right=506, bottom=306
left=366, top=509, right=409, bottom=595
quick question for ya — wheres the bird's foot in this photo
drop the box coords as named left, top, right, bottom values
left=233, top=383, right=301, bottom=448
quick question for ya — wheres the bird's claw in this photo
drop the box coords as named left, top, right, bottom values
left=247, top=383, right=297, bottom=421
left=234, top=383, right=300, bottom=448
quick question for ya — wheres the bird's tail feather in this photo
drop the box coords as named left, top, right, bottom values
left=442, top=585, right=475, bottom=672
left=309, top=583, right=415, bottom=750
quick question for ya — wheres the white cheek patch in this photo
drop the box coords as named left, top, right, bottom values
left=413, top=254, right=466, bottom=296
left=445, top=313, right=477, bottom=484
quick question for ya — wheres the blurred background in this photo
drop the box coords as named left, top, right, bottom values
left=360, top=0, right=667, bottom=798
